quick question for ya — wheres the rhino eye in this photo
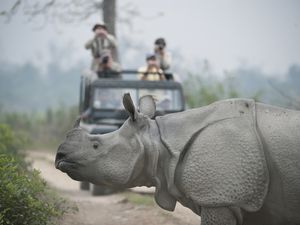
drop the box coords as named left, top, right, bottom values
left=93, top=142, right=99, bottom=149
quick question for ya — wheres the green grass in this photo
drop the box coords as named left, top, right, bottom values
left=122, top=191, right=155, bottom=206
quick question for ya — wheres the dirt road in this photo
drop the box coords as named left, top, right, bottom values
left=28, top=150, right=200, bottom=225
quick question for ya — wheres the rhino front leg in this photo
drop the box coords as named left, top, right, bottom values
left=201, top=207, right=242, bottom=225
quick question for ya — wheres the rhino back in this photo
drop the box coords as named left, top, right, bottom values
left=248, top=103, right=300, bottom=224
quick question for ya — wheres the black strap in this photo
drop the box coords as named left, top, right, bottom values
left=95, top=39, right=100, bottom=58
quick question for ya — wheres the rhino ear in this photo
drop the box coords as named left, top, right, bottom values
left=139, top=95, right=156, bottom=119
left=73, top=117, right=81, bottom=128
left=123, top=93, right=137, bottom=121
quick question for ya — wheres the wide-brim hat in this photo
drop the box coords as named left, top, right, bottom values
left=154, top=38, right=166, bottom=46
left=92, top=23, right=107, bottom=31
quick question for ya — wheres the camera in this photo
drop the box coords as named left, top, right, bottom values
left=158, top=44, right=164, bottom=51
left=101, top=56, right=109, bottom=64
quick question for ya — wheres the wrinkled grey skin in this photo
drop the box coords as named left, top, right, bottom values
left=55, top=94, right=300, bottom=225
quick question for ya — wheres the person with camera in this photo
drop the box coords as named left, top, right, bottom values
left=85, top=23, right=117, bottom=72
left=97, top=50, right=121, bottom=79
left=154, top=38, right=171, bottom=71
left=138, top=53, right=165, bottom=81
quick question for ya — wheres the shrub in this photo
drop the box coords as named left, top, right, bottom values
left=0, top=105, right=78, bottom=149
left=0, top=124, right=70, bottom=225
left=183, top=74, right=240, bottom=108
left=183, top=74, right=262, bottom=108
left=0, top=124, right=29, bottom=169
left=0, top=124, right=19, bottom=156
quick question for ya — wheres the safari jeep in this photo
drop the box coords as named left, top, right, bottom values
left=78, top=70, right=185, bottom=195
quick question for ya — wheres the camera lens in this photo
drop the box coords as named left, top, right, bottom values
left=102, top=56, right=109, bottom=64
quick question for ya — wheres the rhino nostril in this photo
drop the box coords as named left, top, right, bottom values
left=56, top=152, right=66, bottom=161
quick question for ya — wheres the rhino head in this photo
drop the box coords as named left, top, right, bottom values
left=55, top=93, right=158, bottom=188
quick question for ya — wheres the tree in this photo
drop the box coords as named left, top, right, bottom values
left=1, top=0, right=118, bottom=58
left=183, top=73, right=262, bottom=108
left=103, top=0, right=116, bottom=36
left=268, top=80, right=300, bottom=110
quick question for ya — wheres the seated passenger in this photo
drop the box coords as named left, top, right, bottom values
left=97, top=50, right=121, bottom=78
left=138, top=54, right=166, bottom=81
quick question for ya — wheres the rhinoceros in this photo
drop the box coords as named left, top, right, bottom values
left=55, top=93, right=300, bottom=225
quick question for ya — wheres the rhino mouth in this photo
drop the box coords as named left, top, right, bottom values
left=55, top=160, right=78, bottom=172
left=55, top=159, right=87, bottom=182
left=55, top=150, right=80, bottom=171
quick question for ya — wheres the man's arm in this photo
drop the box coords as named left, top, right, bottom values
left=138, top=66, right=147, bottom=80
left=158, top=69, right=166, bottom=80
left=106, top=34, right=117, bottom=48
left=85, top=38, right=94, bottom=50
left=159, top=52, right=171, bottom=70
left=111, top=62, right=122, bottom=73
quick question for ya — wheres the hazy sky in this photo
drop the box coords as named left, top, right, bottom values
left=0, top=0, right=299, bottom=76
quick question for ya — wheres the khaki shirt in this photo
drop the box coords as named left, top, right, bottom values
left=138, top=66, right=165, bottom=81
left=85, top=34, right=117, bottom=71
left=155, top=52, right=171, bottom=71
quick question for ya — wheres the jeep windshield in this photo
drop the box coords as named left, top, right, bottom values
left=92, top=87, right=182, bottom=111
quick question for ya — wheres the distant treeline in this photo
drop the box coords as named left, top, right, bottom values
left=0, top=61, right=81, bottom=112
left=0, top=105, right=78, bottom=148
left=183, top=64, right=300, bottom=110
left=0, top=58, right=299, bottom=149
left=0, top=59, right=299, bottom=113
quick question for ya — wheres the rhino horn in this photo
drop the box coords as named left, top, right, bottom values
left=73, top=117, right=81, bottom=128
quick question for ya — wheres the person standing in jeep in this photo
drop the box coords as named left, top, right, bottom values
left=85, top=23, right=118, bottom=72
left=154, top=38, right=171, bottom=71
